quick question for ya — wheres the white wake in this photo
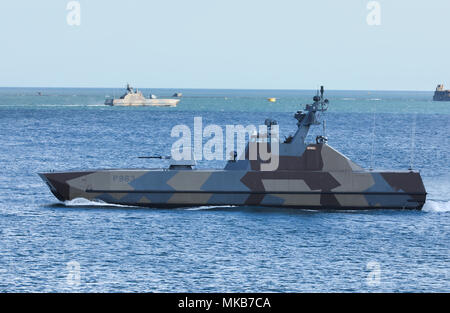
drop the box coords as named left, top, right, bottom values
left=422, top=175, right=450, bottom=213
left=184, top=205, right=236, bottom=211
left=423, top=200, right=450, bottom=213
left=63, top=198, right=137, bottom=208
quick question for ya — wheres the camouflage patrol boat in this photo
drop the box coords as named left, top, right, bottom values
left=40, top=87, right=426, bottom=210
left=105, top=84, right=179, bottom=107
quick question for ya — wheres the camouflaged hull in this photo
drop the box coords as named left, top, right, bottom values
left=39, top=143, right=426, bottom=210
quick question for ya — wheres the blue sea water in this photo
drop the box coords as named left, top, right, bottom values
left=0, top=87, right=448, bottom=292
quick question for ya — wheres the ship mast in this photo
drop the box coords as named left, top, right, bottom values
left=292, top=85, right=329, bottom=145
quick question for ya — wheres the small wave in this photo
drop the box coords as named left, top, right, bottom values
left=30, top=104, right=88, bottom=107
left=63, top=198, right=137, bottom=208
left=184, top=205, right=236, bottom=211
left=12, top=104, right=105, bottom=107
left=341, top=98, right=356, bottom=101
left=368, top=98, right=382, bottom=101
left=423, top=200, right=450, bottom=213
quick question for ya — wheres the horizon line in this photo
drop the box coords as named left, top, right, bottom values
left=0, top=86, right=434, bottom=92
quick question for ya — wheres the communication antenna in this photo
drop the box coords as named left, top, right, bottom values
left=321, top=86, right=328, bottom=138
left=369, top=101, right=376, bottom=171
left=409, top=113, right=417, bottom=171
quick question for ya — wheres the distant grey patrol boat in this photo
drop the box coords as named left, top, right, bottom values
left=105, top=84, right=180, bottom=107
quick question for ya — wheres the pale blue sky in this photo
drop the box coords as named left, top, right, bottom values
left=0, top=0, right=448, bottom=90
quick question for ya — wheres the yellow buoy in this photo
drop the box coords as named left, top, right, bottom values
left=267, top=97, right=276, bottom=102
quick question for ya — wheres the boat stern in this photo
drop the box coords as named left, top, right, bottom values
left=376, top=171, right=427, bottom=209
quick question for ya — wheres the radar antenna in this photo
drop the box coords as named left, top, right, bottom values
left=290, top=85, right=330, bottom=145
left=409, top=113, right=417, bottom=171
left=369, top=101, right=376, bottom=171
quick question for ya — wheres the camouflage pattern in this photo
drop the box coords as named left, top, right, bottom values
left=39, top=88, right=427, bottom=210
left=38, top=142, right=426, bottom=209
